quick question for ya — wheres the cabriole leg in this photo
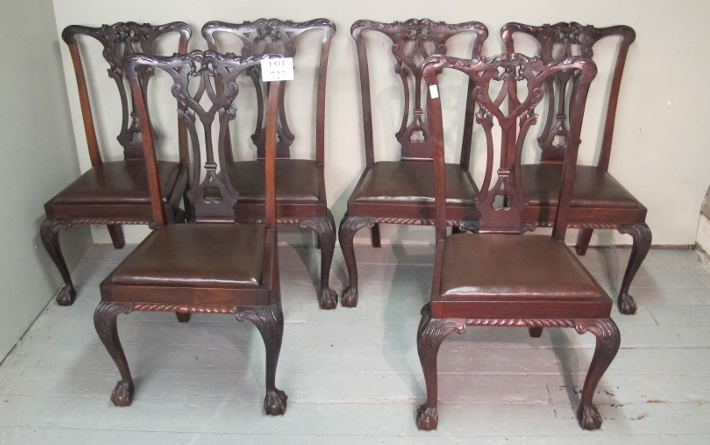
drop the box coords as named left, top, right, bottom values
left=416, top=304, right=467, bottom=430
left=40, top=219, right=75, bottom=306
left=617, top=223, right=652, bottom=315
left=237, top=303, right=288, bottom=415
left=299, top=211, right=337, bottom=310
left=338, top=213, right=375, bottom=308
left=575, top=319, right=620, bottom=430
left=94, top=301, right=133, bottom=406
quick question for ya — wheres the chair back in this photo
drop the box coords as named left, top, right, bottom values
left=423, top=54, right=597, bottom=238
left=124, top=50, right=283, bottom=226
left=501, top=22, right=635, bottom=169
left=202, top=19, right=335, bottom=163
left=62, top=22, right=191, bottom=164
left=351, top=19, right=488, bottom=165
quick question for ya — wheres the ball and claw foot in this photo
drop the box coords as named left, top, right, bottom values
left=618, top=294, right=637, bottom=315
left=110, top=381, right=134, bottom=407
left=264, top=388, right=288, bottom=415
left=340, top=287, right=358, bottom=308
left=319, top=289, right=338, bottom=310
left=55, top=284, right=76, bottom=306
left=416, top=404, right=439, bottom=430
left=577, top=404, right=602, bottom=430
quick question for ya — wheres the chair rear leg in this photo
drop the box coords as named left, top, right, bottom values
left=237, top=304, right=288, bottom=415
left=371, top=223, right=381, bottom=247
left=107, top=224, right=125, bottom=249
left=528, top=327, right=543, bottom=338
left=416, top=304, right=467, bottom=430
left=94, top=302, right=134, bottom=406
left=338, top=214, right=375, bottom=307
left=575, top=228, right=593, bottom=255
left=575, top=319, right=620, bottom=430
left=40, top=219, right=76, bottom=306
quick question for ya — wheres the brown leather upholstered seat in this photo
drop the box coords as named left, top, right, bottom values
left=353, top=161, right=477, bottom=204
left=227, top=159, right=319, bottom=203
left=52, top=161, right=183, bottom=205
left=440, top=234, right=601, bottom=299
left=521, top=164, right=641, bottom=209
left=106, top=224, right=265, bottom=289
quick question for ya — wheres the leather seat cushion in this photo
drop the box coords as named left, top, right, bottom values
left=107, top=224, right=266, bottom=288
left=52, top=160, right=181, bottom=205
left=439, top=234, right=602, bottom=300
left=353, top=161, right=476, bottom=204
left=227, top=159, right=320, bottom=203
left=522, top=164, right=640, bottom=209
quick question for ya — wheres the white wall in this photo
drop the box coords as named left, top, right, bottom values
left=52, top=0, right=710, bottom=246
left=0, top=0, right=91, bottom=359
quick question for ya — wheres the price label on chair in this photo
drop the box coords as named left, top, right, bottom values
left=261, top=58, right=294, bottom=81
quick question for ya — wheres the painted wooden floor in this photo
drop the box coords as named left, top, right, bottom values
left=1, top=242, right=710, bottom=444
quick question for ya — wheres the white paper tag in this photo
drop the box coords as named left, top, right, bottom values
left=260, top=57, right=294, bottom=82
left=429, top=84, right=439, bottom=99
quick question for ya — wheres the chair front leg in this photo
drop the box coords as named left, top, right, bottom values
left=237, top=303, right=288, bottom=415
left=338, top=213, right=375, bottom=308
left=299, top=211, right=337, bottom=310
left=40, top=219, right=76, bottom=306
left=575, top=318, right=620, bottom=430
left=617, top=222, right=652, bottom=315
left=94, top=301, right=134, bottom=406
left=416, top=304, right=468, bottom=430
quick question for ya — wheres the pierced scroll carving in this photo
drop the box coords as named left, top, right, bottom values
left=351, top=19, right=487, bottom=161
left=423, top=54, right=596, bottom=235
left=62, top=22, right=191, bottom=160
left=125, top=51, right=281, bottom=222
left=501, top=22, right=636, bottom=164
left=202, top=19, right=336, bottom=160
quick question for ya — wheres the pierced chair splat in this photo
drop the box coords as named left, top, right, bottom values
left=42, top=21, right=191, bottom=305
left=501, top=22, right=648, bottom=314
left=416, top=53, right=620, bottom=431
left=339, top=18, right=488, bottom=307
left=95, top=50, right=288, bottom=415
left=202, top=18, right=338, bottom=309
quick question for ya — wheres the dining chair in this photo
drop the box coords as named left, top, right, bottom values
left=339, top=18, right=488, bottom=307
left=95, top=50, right=288, bottom=415
left=501, top=22, right=648, bottom=314
left=416, top=53, right=620, bottom=431
left=201, top=19, right=338, bottom=309
left=42, top=22, right=191, bottom=305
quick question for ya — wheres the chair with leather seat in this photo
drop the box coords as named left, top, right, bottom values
left=501, top=22, right=649, bottom=314
left=339, top=18, right=488, bottom=307
left=94, top=50, right=288, bottom=415
left=416, top=53, right=620, bottom=431
left=201, top=19, right=338, bottom=309
left=41, top=22, right=191, bottom=305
